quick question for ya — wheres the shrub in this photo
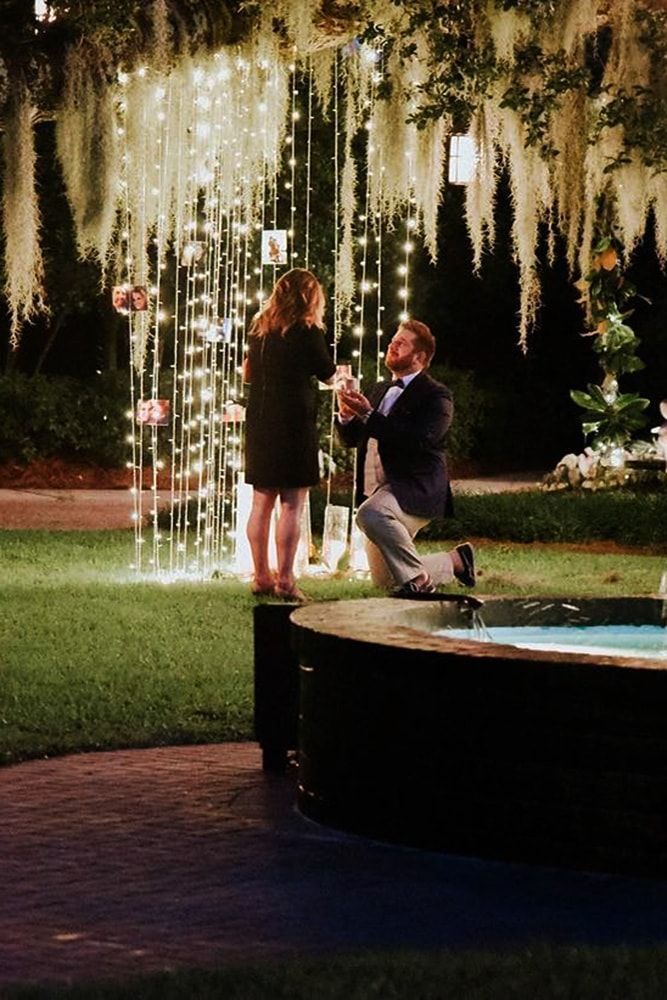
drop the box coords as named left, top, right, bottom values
left=428, top=362, right=487, bottom=463
left=0, top=373, right=131, bottom=466
left=421, top=489, right=667, bottom=548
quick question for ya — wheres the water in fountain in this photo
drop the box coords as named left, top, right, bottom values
left=435, top=620, right=667, bottom=660
left=470, top=606, right=491, bottom=642
left=404, top=595, right=663, bottom=659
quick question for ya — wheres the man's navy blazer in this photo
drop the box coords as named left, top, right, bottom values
left=336, top=370, right=454, bottom=519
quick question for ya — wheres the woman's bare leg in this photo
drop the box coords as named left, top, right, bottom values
left=275, top=487, right=308, bottom=593
left=246, top=487, right=278, bottom=590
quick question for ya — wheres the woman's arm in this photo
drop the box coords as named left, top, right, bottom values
left=304, top=325, right=336, bottom=382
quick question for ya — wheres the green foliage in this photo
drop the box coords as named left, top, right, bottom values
left=10, top=944, right=667, bottom=1000
left=591, top=319, right=644, bottom=378
left=584, top=236, right=639, bottom=328
left=500, top=46, right=589, bottom=156
left=361, top=2, right=497, bottom=126
left=36, top=0, right=245, bottom=69
left=379, top=1, right=667, bottom=173
left=0, top=527, right=662, bottom=767
left=0, top=530, right=377, bottom=765
left=500, top=0, right=559, bottom=16
left=570, top=385, right=649, bottom=444
left=0, top=373, right=131, bottom=465
left=0, top=538, right=254, bottom=765
left=570, top=220, right=650, bottom=450
left=0, top=362, right=487, bottom=475
left=431, top=362, right=488, bottom=461
left=46, top=0, right=140, bottom=52
left=422, top=488, right=667, bottom=548
left=595, top=85, right=667, bottom=172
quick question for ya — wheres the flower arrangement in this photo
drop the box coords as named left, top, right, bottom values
left=570, top=217, right=649, bottom=452
left=542, top=439, right=664, bottom=491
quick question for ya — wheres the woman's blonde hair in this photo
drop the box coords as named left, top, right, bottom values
left=249, top=268, right=325, bottom=338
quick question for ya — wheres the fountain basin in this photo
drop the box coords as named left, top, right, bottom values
left=291, top=597, right=667, bottom=876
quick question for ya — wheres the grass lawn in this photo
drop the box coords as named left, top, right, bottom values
left=2, top=528, right=667, bottom=999
left=8, top=944, right=667, bottom=999
left=0, top=528, right=664, bottom=765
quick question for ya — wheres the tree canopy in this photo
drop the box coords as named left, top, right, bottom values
left=2, top=0, right=667, bottom=345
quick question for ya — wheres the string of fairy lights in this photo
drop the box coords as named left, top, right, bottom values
left=114, top=40, right=421, bottom=580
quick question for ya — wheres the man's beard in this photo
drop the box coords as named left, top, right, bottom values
left=386, top=357, right=411, bottom=375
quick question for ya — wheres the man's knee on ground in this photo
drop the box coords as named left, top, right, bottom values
left=356, top=503, right=393, bottom=542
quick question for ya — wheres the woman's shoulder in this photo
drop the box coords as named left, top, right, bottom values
left=247, top=331, right=265, bottom=352
left=287, top=322, right=324, bottom=338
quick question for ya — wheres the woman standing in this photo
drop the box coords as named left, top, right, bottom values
left=244, top=269, right=335, bottom=600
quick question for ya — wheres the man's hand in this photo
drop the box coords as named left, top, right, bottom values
left=337, top=387, right=372, bottom=420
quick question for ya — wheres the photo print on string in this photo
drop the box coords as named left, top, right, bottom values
left=261, top=229, right=287, bottom=266
left=180, top=241, right=205, bottom=267
left=112, top=286, right=130, bottom=312
left=129, top=286, right=149, bottom=311
left=201, top=317, right=233, bottom=343
left=136, top=399, right=170, bottom=426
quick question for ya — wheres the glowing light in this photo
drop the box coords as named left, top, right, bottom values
left=119, top=40, right=410, bottom=583
left=35, top=0, right=54, bottom=22
left=448, top=134, right=478, bottom=185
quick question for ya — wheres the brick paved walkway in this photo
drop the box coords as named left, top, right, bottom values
left=0, top=476, right=540, bottom=530
left=4, top=743, right=667, bottom=991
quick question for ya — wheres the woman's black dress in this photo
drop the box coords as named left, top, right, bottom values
left=245, top=323, right=335, bottom=488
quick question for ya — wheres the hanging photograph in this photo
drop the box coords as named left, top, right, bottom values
left=180, top=241, right=204, bottom=267
left=221, top=402, right=246, bottom=423
left=112, top=286, right=130, bottom=312
left=129, top=286, right=149, bottom=311
left=136, top=399, right=170, bottom=426
left=221, top=317, right=233, bottom=341
left=202, top=317, right=233, bottom=343
left=261, top=229, right=287, bottom=266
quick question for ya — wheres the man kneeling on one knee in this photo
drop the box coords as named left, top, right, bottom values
left=336, top=319, right=475, bottom=596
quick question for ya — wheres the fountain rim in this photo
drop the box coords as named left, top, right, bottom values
left=290, top=595, right=667, bottom=672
